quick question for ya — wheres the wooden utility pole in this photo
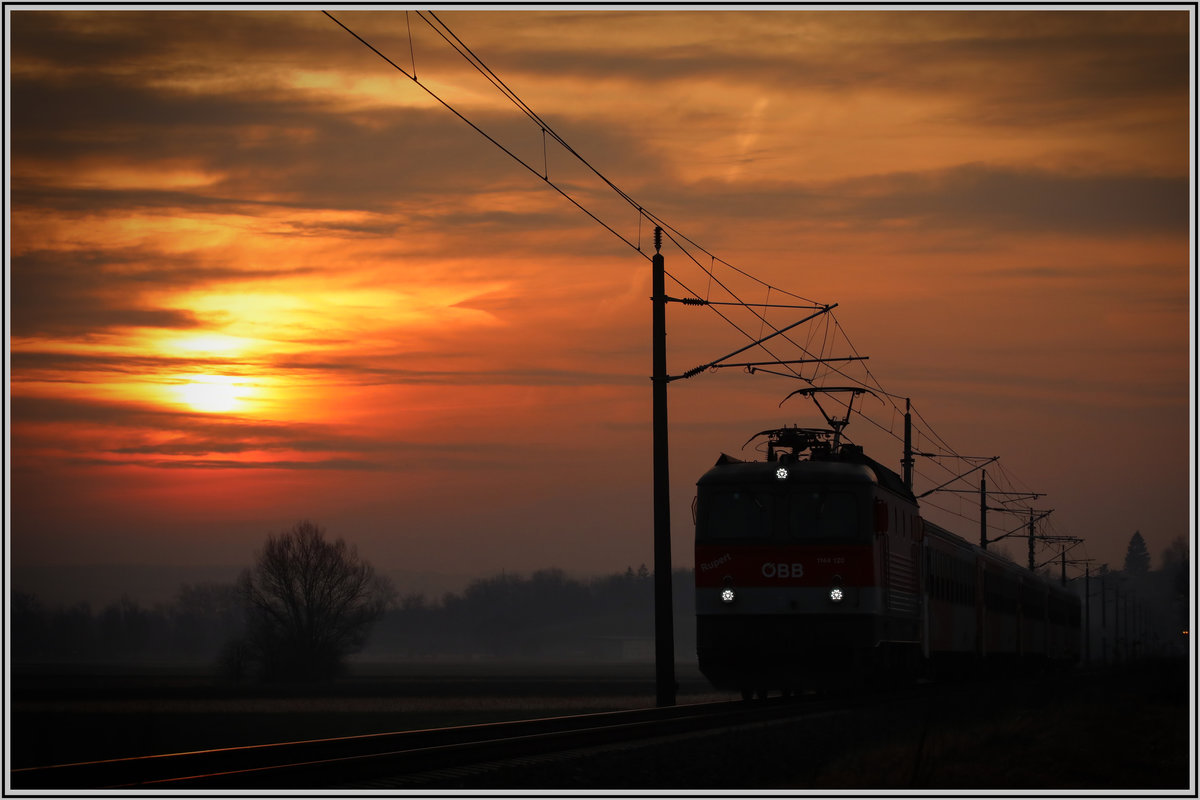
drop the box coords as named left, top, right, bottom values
left=651, top=227, right=675, bottom=707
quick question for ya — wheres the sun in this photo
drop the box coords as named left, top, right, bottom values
left=175, top=374, right=246, bottom=413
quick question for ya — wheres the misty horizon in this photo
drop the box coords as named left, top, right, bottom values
left=11, top=561, right=670, bottom=610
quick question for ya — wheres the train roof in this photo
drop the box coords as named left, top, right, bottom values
left=698, top=456, right=877, bottom=485
left=698, top=440, right=916, bottom=503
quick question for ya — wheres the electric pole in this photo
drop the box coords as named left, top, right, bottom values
left=980, top=469, right=987, bottom=550
left=651, top=227, right=675, bottom=707
left=1027, top=509, right=1036, bottom=571
left=902, top=398, right=914, bottom=491
left=1084, top=565, right=1090, bottom=663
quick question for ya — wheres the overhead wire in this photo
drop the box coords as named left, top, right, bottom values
left=329, top=10, right=828, bottom=382
left=324, top=10, right=1071, bottom=557
left=417, top=10, right=650, bottom=227
left=323, top=10, right=647, bottom=258
left=416, top=7, right=831, bottom=373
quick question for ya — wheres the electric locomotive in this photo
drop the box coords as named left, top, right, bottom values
left=694, top=418, right=1080, bottom=696
left=695, top=425, right=922, bottom=696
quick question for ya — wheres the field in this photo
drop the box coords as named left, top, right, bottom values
left=9, top=660, right=733, bottom=768
left=8, top=658, right=1193, bottom=790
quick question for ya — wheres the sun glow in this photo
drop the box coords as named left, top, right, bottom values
left=174, top=375, right=249, bottom=413
left=167, top=333, right=255, bottom=357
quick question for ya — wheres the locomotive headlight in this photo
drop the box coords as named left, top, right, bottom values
left=775, top=466, right=789, bottom=480
left=720, top=587, right=736, bottom=604
left=829, top=586, right=845, bottom=603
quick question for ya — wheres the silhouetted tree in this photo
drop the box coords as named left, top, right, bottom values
left=235, top=521, right=394, bottom=682
left=1160, top=535, right=1188, bottom=577
left=10, top=592, right=47, bottom=656
left=1124, top=530, right=1151, bottom=576
left=1159, top=534, right=1189, bottom=637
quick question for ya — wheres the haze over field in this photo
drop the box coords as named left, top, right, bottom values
left=7, top=8, right=1193, bottom=608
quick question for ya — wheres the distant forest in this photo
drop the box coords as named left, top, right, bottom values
left=9, top=567, right=697, bottom=667
left=11, top=546, right=1188, bottom=668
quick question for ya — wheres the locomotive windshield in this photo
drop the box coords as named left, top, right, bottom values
left=791, top=490, right=858, bottom=537
left=697, top=487, right=863, bottom=542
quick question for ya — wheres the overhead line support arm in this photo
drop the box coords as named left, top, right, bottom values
left=669, top=304, right=837, bottom=381
left=665, top=297, right=826, bottom=310
left=671, top=355, right=867, bottom=381
left=916, top=456, right=999, bottom=499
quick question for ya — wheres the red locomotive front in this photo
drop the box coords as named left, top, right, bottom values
left=694, top=428, right=922, bottom=696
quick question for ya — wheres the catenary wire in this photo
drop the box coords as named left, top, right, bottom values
left=323, top=11, right=1072, bottom=559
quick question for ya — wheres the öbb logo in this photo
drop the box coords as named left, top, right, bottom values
left=761, top=562, right=804, bottom=578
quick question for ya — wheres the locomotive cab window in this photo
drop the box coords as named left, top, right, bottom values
left=788, top=490, right=861, bottom=540
left=697, top=484, right=867, bottom=543
left=696, top=489, right=782, bottom=541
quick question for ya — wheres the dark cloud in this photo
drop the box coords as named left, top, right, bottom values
left=10, top=249, right=204, bottom=337
left=10, top=393, right=290, bottom=431
left=456, top=10, right=1189, bottom=119
left=6, top=13, right=660, bottom=224
left=10, top=68, right=658, bottom=221
left=675, top=163, right=1189, bottom=237
left=10, top=391, right=568, bottom=473
left=65, top=456, right=390, bottom=471
left=841, top=164, right=1190, bottom=235
left=9, top=10, right=349, bottom=79
left=10, top=185, right=283, bottom=216
left=11, top=394, right=409, bottom=467
left=14, top=10, right=1184, bottom=263
left=10, top=350, right=272, bottom=381
left=11, top=344, right=641, bottom=400
left=971, top=260, right=1186, bottom=290
left=9, top=248, right=323, bottom=338
left=257, top=358, right=641, bottom=388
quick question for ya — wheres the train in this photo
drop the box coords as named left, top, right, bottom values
left=694, top=424, right=1081, bottom=697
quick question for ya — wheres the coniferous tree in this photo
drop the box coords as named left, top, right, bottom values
left=1123, top=530, right=1151, bottom=576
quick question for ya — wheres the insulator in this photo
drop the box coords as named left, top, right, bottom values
left=681, top=364, right=707, bottom=379
left=654, top=226, right=662, bottom=253
left=679, top=297, right=708, bottom=306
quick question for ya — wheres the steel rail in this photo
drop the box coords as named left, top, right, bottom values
left=11, top=697, right=822, bottom=789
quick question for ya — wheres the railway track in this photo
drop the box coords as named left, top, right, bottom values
left=11, top=694, right=859, bottom=789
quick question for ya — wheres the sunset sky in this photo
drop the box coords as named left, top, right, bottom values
left=7, top=7, right=1193, bottom=605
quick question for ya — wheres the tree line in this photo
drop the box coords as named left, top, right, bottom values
left=371, top=565, right=695, bottom=662
left=10, top=523, right=696, bottom=675
left=11, top=523, right=1186, bottom=679
left=10, top=582, right=243, bottom=664
left=1086, top=530, right=1191, bottom=660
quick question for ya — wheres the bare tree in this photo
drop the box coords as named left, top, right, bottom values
left=236, top=521, right=394, bottom=682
